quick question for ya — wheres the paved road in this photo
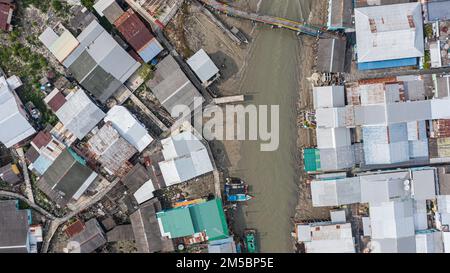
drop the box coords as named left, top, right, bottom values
left=15, top=148, right=35, bottom=203
left=40, top=177, right=121, bottom=253
left=0, top=190, right=55, bottom=219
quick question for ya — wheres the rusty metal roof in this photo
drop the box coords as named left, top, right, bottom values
left=114, top=9, right=154, bottom=52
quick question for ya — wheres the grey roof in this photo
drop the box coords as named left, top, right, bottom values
left=130, top=198, right=174, bottom=253
left=106, top=225, right=134, bottom=242
left=186, top=49, right=219, bottom=84
left=0, top=163, right=20, bottom=185
left=121, top=163, right=152, bottom=194
left=318, top=146, right=355, bottom=171
left=316, top=38, right=346, bottom=73
left=0, top=200, right=29, bottom=253
left=328, top=0, right=354, bottom=29
left=428, top=1, right=450, bottom=22
left=64, top=20, right=140, bottom=103
left=71, top=218, right=107, bottom=253
left=0, top=77, right=36, bottom=148
left=411, top=169, right=436, bottom=200
left=147, top=55, right=203, bottom=112
left=371, top=236, right=417, bottom=253
left=37, top=149, right=98, bottom=207
left=55, top=89, right=105, bottom=140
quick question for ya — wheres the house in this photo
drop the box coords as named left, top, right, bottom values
left=187, top=49, right=220, bottom=87
left=130, top=198, right=174, bottom=253
left=0, top=76, right=36, bottom=148
left=124, top=0, right=183, bottom=27
left=0, top=0, right=14, bottom=32
left=296, top=210, right=356, bottom=253
left=316, top=38, right=347, bottom=73
left=49, top=89, right=105, bottom=140
left=121, top=163, right=156, bottom=204
left=114, top=9, right=163, bottom=63
left=104, top=105, right=154, bottom=152
left=427, top=1, right=450, bottom=22
left=0, top=200, right=30, bottom=253
left=0, top=163, right=20, bottom=185
left=311, top=177, right=361, bottom=207
left=25, top=129, right=66, bottom=176
left=147, top=55, right=203, bottom=113
left=327, top=0, right=354, bottom=31
left=158, top=131, right=214, bottom=187
left=39, top=21, right=141, bottom=103
left=156, top=198, right=229, bottom=241
left=93, top=0, right=124, bottom=24
left=68, top=218, right=107, bottom=253
left=86, top=122, right=137, bottom=176
left=208, top=237, right=237, bottom=253
left=354, top=3, right=424, bottom=70
left=106, top=225, right=135, bottom=242
left=36, top=148, right=98, bottom=207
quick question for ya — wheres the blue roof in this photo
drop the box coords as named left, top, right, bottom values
left=428, top=1, right=450, bottom=22
left=138, top=39, right=163, bottom=63
left=33, top=155, right=54, bottom=175
left=358, top=57, right=418, bottom=71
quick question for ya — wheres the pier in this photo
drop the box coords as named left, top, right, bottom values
left=198, top=0, right=341, bottom=39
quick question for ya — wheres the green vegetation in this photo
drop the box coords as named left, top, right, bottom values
left=424, top=50, right=431, bottom=70
left=81, top=0, right=95, bottom=10
left=424, top=24, right=434, bottom=39
left=51, top=0, right=63, bottom=12
left=138, top=63, right=154, bottom=82
left=0, top=42, right=58, bottom=126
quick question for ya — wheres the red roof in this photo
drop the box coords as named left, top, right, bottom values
left=47, top=91, right=66, bottom=112
left=32, top=130, right=52, bottom=149
left=0, top=3, right=13, bottom=31
left=114, top=9, right=154, bottom=52
left=65, top=220, right=85, bottom=237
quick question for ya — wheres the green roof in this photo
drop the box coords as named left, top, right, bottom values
left=156, top=199, right=229, bottom=241
left=303, top=148, right=321, bottom=172
left=157, top=207, right=195, bottom=238
left=189, top=199, right=229, bottom=241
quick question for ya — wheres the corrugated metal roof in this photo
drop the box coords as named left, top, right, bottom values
left=0, top=76, right=36, bottom=148
left=311, top=177, right=361, bottom=207
left=355, top=2, right=424, bottom=63
left=187, top=49, right=219, bottom=84
left=114, top=9, right=154, bottom=52
left=428, top=1, right=450, bottom=22
left=105, top=105, right=153, bottom=152
left=0, top=200, right=29, bottom=252
left=313, top=85, right=345, bottom=109
left=55, top=89, right=105, bottom=140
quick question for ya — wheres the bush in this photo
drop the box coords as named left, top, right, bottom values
left=51, top=0, right=62, bottom=12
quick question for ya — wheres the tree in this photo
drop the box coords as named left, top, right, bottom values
left=52, top=0, right=63, bottom=12
left=81, top=0, right=95, bottom=10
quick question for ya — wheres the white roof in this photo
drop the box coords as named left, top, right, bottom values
left=313, top=86, right=345, bottom=109
left=0, top=77, right=36, bottom=148
left=133, top=180, right=155, bottom=204
left=311, top=177, right=361, bottom=207
left=93, top=0, right=115, bottom=16
left=415, top=232, right=443, bottom=253
left=208, top=237, right=236, bottom=253
left=330, top=210, right=346, bottom=224
left=55, top=89, right=105, bottom=139
left=355, top=2, right=424, bottom=63
left=316, top=127, right=351, bottom=149
left=369, top=200, right=415, bottom=240
left=304, top=223, right=355, bottom=253
left=159, top=131, right=213, bottom=186
left=39, top=27, right=80, bottom=63
left=105, top=106, right=153, bottom=152
left=360, top=171, right=410, bottom=203
left=315, top=107, right=348, bottom=128
left=187, top=49, right=219, bottom=84
left=443, top=232, right=450, bottom=253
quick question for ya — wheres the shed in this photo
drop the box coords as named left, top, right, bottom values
left=313, top=85, right=345, bottom=109
left=186, top=49, right=219, bottom=85
left=0, top=163, right=20, bottom=185
left=303, top=148, right=321, bottom=172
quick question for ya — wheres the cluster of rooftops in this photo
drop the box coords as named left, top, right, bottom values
left=0, top=0, right=229, bottom=253
left=301, top=0, right=450, bottom=253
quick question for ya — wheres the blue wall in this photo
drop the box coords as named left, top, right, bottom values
left=358, top=57, right=418, bottom=70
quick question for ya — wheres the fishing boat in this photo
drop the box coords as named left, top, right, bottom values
left=224, top=177, right=253, bottom=202
left=244, top=229, right=258, bottom=253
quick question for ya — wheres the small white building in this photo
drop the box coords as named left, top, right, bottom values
left=0, top=76, right=36, bottom=148
left=105, top=105, right=154, bottom=152
left=159, top=131, right=214, bottom=186
left=313, top=86, right=345, bottom=109
left=187, top=49, right=220, bottom=87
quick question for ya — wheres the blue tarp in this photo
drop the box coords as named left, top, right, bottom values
left=138, top=40, right=163, bottom=63
left=358, top=57, right=418, bottom=71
